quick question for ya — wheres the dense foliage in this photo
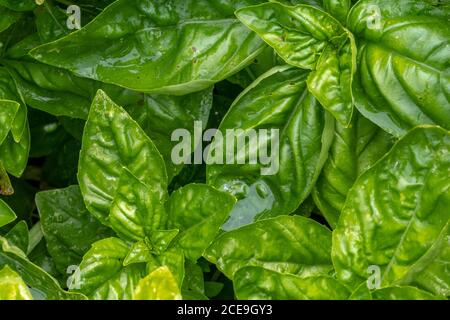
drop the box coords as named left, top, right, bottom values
left=0, top=0, right=448, bottom=300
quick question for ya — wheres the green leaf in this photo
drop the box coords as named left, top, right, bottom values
left=332, top=126, right=450, bottom=290
left=234, top=266, right=350, bottom=300
left=123, top=240, right=154, bottom=267
left=236, top=3, right=356, bottom=125
left=182, top=260, right=205, bottom=297
left=35, top=2, right=70, bottom=43
left=166, top=184, right=236, bottom=261
left=71, top=237, right=147, bottom=300
left=0, top=199, right=15, bottom=228
left=0, top=237, right=86, bottom=299
left=0, top=0, right=37, bottom=11
left=370, top=286, right=444, bottom=300
left=109, top=169, right=166, bottom=242
left=323, top=0, right=352, bottom=24
left=36, top=185, right=114, bottom=274
left=207, top=66, right=333, bottom=229
left=204, top=215, right=334, bottom=279
left=409, top=231, right=450, bottom=296
left=4, top=220, right=28, bottom=253
left=30, top=0, right=267, bottom=95
left=0, top=162, right=13, bottom=195
left=348, top=0, right=450, bottom=136
left=0, top=6, right=21, bottom=34
left=0, top=265, right=32, bottom=300
left=0, top=121, right=30, bottom=177
left=133, top=266, right=182, bottom=300
left=3, top=60, right=143, bottom=120
left=78, top=90, right=168, bottom=225
left=126, top=89, right=213, bottom=180
left=146, top=248, right=185, bottom=289
left=27, top=240, right=62, bottom=282
left=312, top=113, right=394, bottom=228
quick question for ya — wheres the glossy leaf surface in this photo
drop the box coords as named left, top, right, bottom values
left=207, top=66, right=333, bottom=229
left=166, top=184, right=235, bottom=261
left=234, top=266, right=350, bottom=300
left=78, top=90, right=167, bottom=225
left=205, top=215, right=333, bottom=279
left=349, top=0, right=450, bottom=136
left=332, top=127, right=450, bottom=289
left=30, top=0, right=266, bottom=95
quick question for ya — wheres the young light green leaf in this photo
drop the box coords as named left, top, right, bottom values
left=207, top=66, right=333, bottom=230
left=78, top=90, right=168, bottom=225
left=133, top=266, right=182, bottom=300
left=71, top=237, right=147, bottom=300
left=0, top=265, right=32, bottom=300
left=146, top=248, right=185, bottom=289
left=234, top=266, right=350, bottom=300
left=30, top=0, right=266, bottom=95
left=36, top=185, right=114, bottom=274
left=166, top=184, right=236, bottom=261
left=0, top=237, right=86, bottom=300
left=205, top=215, right=334, bottom=279
left=332, top=126, right=450, bottom=290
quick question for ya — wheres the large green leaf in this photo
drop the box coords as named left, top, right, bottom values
left=348, top=0, right=450, bottom=136
left=236, top=2, right=356, bottom=125
left=0, top=265, right=32, bottom=300
left=36, top=185, right=114, bottom=274
left=70, top=237, right=147, bottom=300
left=4, top=60, right=143, bottom=120
left=126, top=89, right=213, bottom=180
left=312, top=113, right=394, bottom=228
left=332, top=126, right=450, bottom=290
left=204, top=215, right=333, bottom=279
left=166, top=184, right=236, bottom=261
left=30, top=0, right=266, bottom=95
left=0, top=237, right=86, bottom=299
left=78, top=90, right=168, bottom=225
left=234, top=266, right=350, bottom=300
left=207, top=66, right=333, bottom=230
